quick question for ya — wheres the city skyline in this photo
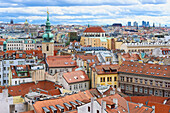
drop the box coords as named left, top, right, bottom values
left=0, top=0, right=170, bottom=26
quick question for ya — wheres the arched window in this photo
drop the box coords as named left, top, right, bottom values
left=46, top=45, right=49, bottom=51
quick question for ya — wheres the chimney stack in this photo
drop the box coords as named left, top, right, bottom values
left=113, top=98, right=118, bottom=108
left=101, top=100, right=106, bottom=113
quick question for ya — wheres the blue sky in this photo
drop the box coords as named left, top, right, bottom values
left=0, top=0, right=170, bottom=26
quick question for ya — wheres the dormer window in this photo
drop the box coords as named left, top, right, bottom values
left=42, top=107, right=50, bottom=113
left=49, top=106, right=57, bottom=113
left=64, top=103, right=72, bottom=111
left=56, top=105, right=64, bottom=112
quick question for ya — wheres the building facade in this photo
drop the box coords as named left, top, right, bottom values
left=118, top=61, right=170, bottom=97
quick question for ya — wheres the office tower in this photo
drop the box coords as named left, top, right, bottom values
left=128, top=21, right=131, bottom=26
left=147, top=21, right=150, bottom=27
left=142, top=21, right=146, bottom=27
left=133, top=21, right=138, bottom=27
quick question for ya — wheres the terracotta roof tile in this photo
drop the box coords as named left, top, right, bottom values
left=119, top=61, right=170, bottom=78
left=46, top=55, right=76, bottom=68
left=63, top=70, right=89, bottom=84
left=84, top=27, right=105, bottom=33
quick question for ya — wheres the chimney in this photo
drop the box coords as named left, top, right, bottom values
left=101, top=100, right=106, bottom=113
left=91, top=97, right=95, bottom=113
left=113, top=98, right=118, bottom=108
left=151, top=106, right=155, bottom=113
left=139, top=103, right=143, bottom=108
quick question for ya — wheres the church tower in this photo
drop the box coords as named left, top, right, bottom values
left=42, top=9, right=54, bottom=57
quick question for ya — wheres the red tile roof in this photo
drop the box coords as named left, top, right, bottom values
left=46, top=55, right=76, bottom=68
left=93, top=64, right=119, bottom=75
left=7, top=81, right=62, bottom=97
left=63, top=70, right=89, bottom=84
left=84, top=27, right=105, bottom=33
left=33, top=90, right=93, bottom=113
left=119, top=61, right=170, bottom=78
left=124, top=96, right=170, bottom=113
left=10, top=65, right=31, bottom=78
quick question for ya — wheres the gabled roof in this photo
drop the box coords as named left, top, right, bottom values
left=7, top=80, right=62, bottom=97
left=63, top=70, right=89, bottom=84
left=84, top=27, right=105, bottom=33
left=33, top=90, right=93, bottom=113
left=93, top=64, right=119, bottom=75
left=46, top=55, right=76, bottom=68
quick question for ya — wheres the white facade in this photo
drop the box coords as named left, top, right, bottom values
left=11, top=78, right=32, bottom=85
left=78, top=98, right=107, bottom=113
left=0, top=45, right=3, bottom=51
left=3, top=59, right=26, bottom=85
left=0, top=60, right=3, bottom=85
left=62, top=77, right=89, bottom=92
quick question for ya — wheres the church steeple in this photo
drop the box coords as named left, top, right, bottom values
left=43, top=8, right=54, bottom=42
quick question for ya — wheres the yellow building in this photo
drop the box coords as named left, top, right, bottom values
left=80, top=27, right=115, bottom=50
left=90, top=64, right=119, bottom=88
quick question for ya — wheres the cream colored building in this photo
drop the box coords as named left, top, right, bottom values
left=120, top=42, right=170, bottom=53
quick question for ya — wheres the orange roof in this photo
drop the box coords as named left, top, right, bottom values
left=7, top=81, right=62, bottom=97
left=46, top=55, right=76, bottom=68
left=63, top=70, right=89, bottom=84
left=10, top=65, right=31, bottom=78
left=93, top=64, right=119, bottom=75
left=76, top=54, right=99, bottom=63
left=84, top=27, right=105, bottom=33
left=125, top=96, right=170, bottom=113
left=33, top=90, right=93, bottom=113
left=119, top=61, right=170, bottom=78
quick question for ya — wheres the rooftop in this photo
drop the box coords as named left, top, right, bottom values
left=63, top=70, right=89, bottom=84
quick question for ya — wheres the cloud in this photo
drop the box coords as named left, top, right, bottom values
left=0, top=0, right=169, bottom=26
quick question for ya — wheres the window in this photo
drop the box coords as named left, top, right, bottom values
left=134, top=87, right=138, bottom=92
left=9, top=61, right=14, bottom=64
left=4, top=61, right=6, bottom=64
left=4, top=67, right=6, bottom=71
left=46, top=45, right=49, bottom=51
left=15, top=81, right=17, bottom=84
left=85, top=83, right=87, bottom=88
left=140, top=79, right=143, bottom=84
left=150, top=80, right=153, bottom=86
left=121, top=76, right=124, bottom=81
left=130, top=78, right=132, bottom=82
left=121, top=85, right=124, bottom=89
left=97, top=110, right=99, bottom=113
left=107, top=77, right=112, bottom=82
left=70, top=86, right=72, bottom=90
left=165, top=82, right=170, bottom=88
left=135, top=78, right=138, bottom=83
left=50, top=70, right=53, bottom=74
left=129, top=85, right=132, bottom=91
left=144, top=80, right=148, bottom=84
left=149, top=89, right=153, bottom=95
left=155, top=90, right=158, bottom=96
left=144, top=89, right=147, bottom=94
left=126, top=85, right=129, bottom=90
left=88, top=106, right=90, bottom=112
left=139, top=88, right=143, bottom=93
left=114, top=77, right=117, bottom=81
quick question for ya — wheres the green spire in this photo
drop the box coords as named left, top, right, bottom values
left=47, top=8, right=49, bottom=21
left=42, top=8, right=54, bottom=42
left=88, top=23, right=90, bottom=28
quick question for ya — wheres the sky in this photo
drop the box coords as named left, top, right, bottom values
left=0, top=0, right=170, bottom=26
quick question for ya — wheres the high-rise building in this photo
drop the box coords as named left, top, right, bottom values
left=133, top=21, right=138, bottom=27
left=128, top=21, right=131, bottom=26
left=142, top=21, right=146, bottom=27
left=10, top=19, right=13, bottom=24
left=146, top=21, right=150, bottom=27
